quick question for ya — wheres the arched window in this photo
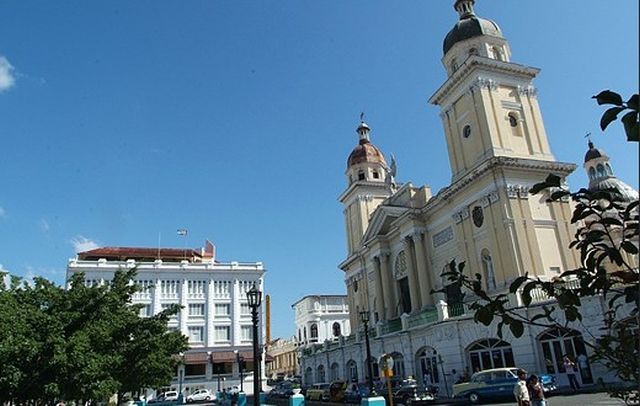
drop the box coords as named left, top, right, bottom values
left=467, top=338, right=515, bottom=372
left=373, top=170, right=380, bottom=179
left=310, top=324, right=318, bottom=342
left=364, top=357, right=379, bottom=381
left=450, top=58, right=458, bottom=73
left=538, top=328, right=589, bottom=382
left=346, top=360, right=358, bottom=382
left=596, top=164, right=606, bottom=178
left=588, top=167, right=596, bottom=180
left=508, top=113, right=518, bottom=127
left=493, top=46, right=504, bottom=61
left=391, top=352, right=405, bottom=379
left=358, top=170, right=365, bottom=181
left=605, top=163, right=613, bottom=176
left=332, top=322, right=342, bottom=337
left=317, top=365, right=326, bottom=383
left=417, top=347, right=440, bottom=385
left=303, top=327, right=307, bottom=340
left=481, top=249, right=497, bottom=290
left=462, top=124, right=472, bottom=139
left=304, top=367, right=314, bottom=384
left=469, top=47, right=478, bottom=56
left=330, top=362, right=340, bottom=381
left=395, top=251, right=411, bottom=314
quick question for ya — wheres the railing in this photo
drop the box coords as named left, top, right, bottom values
left=407, top=308, right=438, bottom=328
left=380, top=318, right=402, bottom=335
left=448, top=302, right=466, bottom=317
left=344, top=334, right=356, bottom=344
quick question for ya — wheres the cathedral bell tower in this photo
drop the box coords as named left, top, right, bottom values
left=339, top=117, right=394, bottom=255
left=430, top=0, right=555, bottom=182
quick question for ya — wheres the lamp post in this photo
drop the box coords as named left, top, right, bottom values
left=247, top=283, right=262, bottom=406
left=359, top=310, right=377, bottom=397
left=234, top=349, right=244, bottom=392
left=178, top=352, right=185, bottom=401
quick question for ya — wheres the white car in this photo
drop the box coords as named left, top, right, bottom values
left=163, top=391, right=179, bottom=402
left=186, top=389, right=214, bottom=403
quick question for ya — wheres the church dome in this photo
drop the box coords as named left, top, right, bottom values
left=584, top=141, right=607, bottom=163
left=347, top=140, right=387, bottom=168
left=443, top=0, right=503, bottom=55
left=590, top=177, right=639, bottom=202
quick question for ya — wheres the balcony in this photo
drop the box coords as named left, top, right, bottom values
left=379, top=318, right=402, bottom=335
left=406, top=308, right=438, bottom=329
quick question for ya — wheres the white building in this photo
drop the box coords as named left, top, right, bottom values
left=67, top=240, right=266, bottom=396
left=292, top=295, right=351, bottom=347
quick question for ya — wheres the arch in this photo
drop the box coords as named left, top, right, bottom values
left=605, top=163, right=613, bottom=176
left=346, top=359, right=358, bottom=382
left=481, top=249, right=497, bottom=290
left=416, top=347, right=440, bottom=385
left=364, top=356, right=379, bottom=381
left=467, top=338, right=514, bottom=372
left=332, top=322, right=342, bottom=337
left=469, top=47, right=478, bottom=56
left=493, top=46, right=504, bottom=61
left=588, top=167, right=596, bottom=180
left=310, top=323, right=319, bottom=341
left=317, top=364, right=326, bottom=383
left=358, top=170, right=366, bottom=181
left=538, top=328, right=589, bottom=380
left=390, top=352, right=406, bottom=379
left=508, top=113, right=518, bottom=128
left=596, top=163, right=606, bottom=178
left=304, top=366, right=314, bottom=385
left=330, top=362, right=341, bottom=381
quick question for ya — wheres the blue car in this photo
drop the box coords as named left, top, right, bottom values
left=452, top=368, right=555, bottom=404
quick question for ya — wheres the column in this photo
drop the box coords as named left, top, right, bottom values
left=207, top=279, right=215, bottom=347
left=373, top=256, right=386, bottom=321
left=232, top=279, right=240, bottom=346
left=404, top=237, right=421, bottom=313
left=380, top=253, right=397, bottom=319
left=153, top=277, right=162, bottom=315
left=180, top=279, right=188, bottom=335
left=412, top=232, right=433, bottom=307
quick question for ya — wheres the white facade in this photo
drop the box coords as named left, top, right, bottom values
left=292, top=295, right=351, bottom=347
left=66, top=241, right=266, bottom=396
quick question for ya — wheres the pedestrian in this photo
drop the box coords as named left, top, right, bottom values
left=563, top=355, right=580, bottom=392
left=451, top=369, right=460, bottom=384
left=527, top=374, right=546, bottom=406
left=513, top=369, right=530, bottom=406
left=576, top=353, right=591, bottom=382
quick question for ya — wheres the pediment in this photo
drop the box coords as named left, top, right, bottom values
left=361, top=205, right=408, bottom=244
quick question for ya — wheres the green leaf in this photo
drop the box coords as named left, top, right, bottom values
left=600, top=106, right=626, bottom=131
left=521, top=283, right=537, bottom=307
left=550, top=190, right=569, bottom=200
left=620, top=111, right=639, bottom=142
left=593, top=90, right=623, bottom=106
left=627, top=94, right=639, bottom=111
left=509, top=320, right=524, bottom=337
left=509, top=275, right=529, bottom=294
left=621, top=241, right=638, bottom=255
left=475, top=307, right=494, bottom=326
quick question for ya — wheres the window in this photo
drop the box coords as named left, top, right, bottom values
left=189, top=303, right=205, bottom=317
left=161, top=280, right=179, bottom=297
left=588, top=167, right=596, bottom=180
left=462, top=124, right=471, bottom=139
left=358, top=171, right=365, bottom=181
left=332, top=322, right=341, bottom=337
left=240, top=303, right=251, bottom=315
left=161, top=303, right=179, bottom=319
left=469, top=47, right=478, bottom=56
left=188, top=280, right=206, bottom=297
left=391, top=353, right=405, bottom=378
left=417, top=347, right=439, bottom=385
left=372, top=170, right=379, bottom=179
left=346, top=360, right=358, bottom=382
left=188, top=326, right=204, bottom=343
left=493, top=46, right=504, bottom=61
left=185, top=363, right=206, bottom=376
left=538, top=328, right=590, bottom=383
left=481, top=250, right=496, bottom=290
left=550, top=266, right=561, bottom=274
left=317, top=365, right=326, bottom=383
left=214, top=325, right=230, bottom=342
left=215, top=303, right=230, bottom=316
left=139, top=304, right=151, bottom=317
left=398, top=277, right=412, bottom=314
left=330, top=363, right=340, bottom=381
left=467, top=338, right=515, bottom=372
left=508, top=113, right=518, bottom=127
left=241, top=325, right=253, bottom=341
left=305, top=367, right=313, bottom=385
left=597, top=164, right=606, bottom=178
left=310, top=324, right=319, bottom=340
left=605, top=163, right=613, bottom=175
left=450, top=58, right=458, bottom=73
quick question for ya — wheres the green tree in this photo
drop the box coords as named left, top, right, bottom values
left=434, top=91, right=639, bottom=404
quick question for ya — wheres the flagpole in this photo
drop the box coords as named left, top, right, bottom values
left=157, top=232, right=162, bottom=260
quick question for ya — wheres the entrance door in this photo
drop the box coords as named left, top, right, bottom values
left=539, top=328, right=592, bottom=384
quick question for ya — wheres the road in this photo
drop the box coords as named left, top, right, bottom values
left=255, top=392, right=628, bottom=406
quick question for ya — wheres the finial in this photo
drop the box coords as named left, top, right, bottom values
left=454, top=0, right=476, bottom=19
left=356, top=113, right=371, bottom=143
left=360, top=112, right=365, bottom=122
left=585, top=132, right=594, bottom=149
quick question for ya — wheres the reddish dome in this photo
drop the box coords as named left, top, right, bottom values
left=347, top=139, right=387, bottom=168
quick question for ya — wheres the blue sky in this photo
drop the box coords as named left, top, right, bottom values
left=0, top=1, right=638, bottom=339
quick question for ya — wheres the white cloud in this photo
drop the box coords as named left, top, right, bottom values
left=39, top=218, right=50, bottom=232
left=70, top=235, right=100, bottom=253
left=0, top=57, right=16, bottom=92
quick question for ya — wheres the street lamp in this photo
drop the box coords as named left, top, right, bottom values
left=247, top=283, right=262, bottom=406
left=360, top=310, right=377, bottom=397
left=234, top=349, right=244, bottom=392
left=178, top=352, right=185, bottom=401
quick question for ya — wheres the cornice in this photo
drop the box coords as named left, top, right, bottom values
left=429, top=56, right=540, bottom=105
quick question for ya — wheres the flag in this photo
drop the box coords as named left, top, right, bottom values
left=177, top=229, right=188, bottom=236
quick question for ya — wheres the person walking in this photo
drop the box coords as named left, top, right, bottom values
left=527, top=374, right=546, bottom=406
left=563, top=355, right=580, bottom=392
left=513, top=369, right=530, bottom=406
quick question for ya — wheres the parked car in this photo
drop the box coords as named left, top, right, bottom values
left=306, top=383, right=331, bottom=401
left=379, top=379, right=436, bottom=405
left=343, top=383, right=372, bottom=404
left=328, top=381, right=348, bottom=402
left=268, top=381, right=294, bottom=398
left=186, top=389, right=214, bottom=403
left=162, top=391, right=179, bottom=402
left=452, top=368, right=555, bottom=404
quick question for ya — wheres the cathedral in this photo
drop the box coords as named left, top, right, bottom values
left=297, top=0, right=637, bottom=395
